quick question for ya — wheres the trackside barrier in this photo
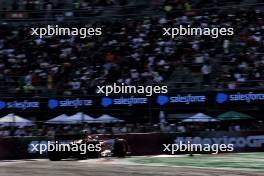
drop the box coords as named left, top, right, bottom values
left=0, top=131, right=263, bottom=159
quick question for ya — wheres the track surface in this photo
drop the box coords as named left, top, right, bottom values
left=1, top=158, right=263, bottom=176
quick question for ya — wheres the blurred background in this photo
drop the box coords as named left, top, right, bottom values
left=0, top=0, right=263, bottom=158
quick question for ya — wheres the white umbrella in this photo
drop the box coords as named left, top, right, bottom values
left=66, top=112, right=96, bottom=124
left=0, top=114, right=34, bottom=127
left=94, top=114, right=124, bottom=123
left=45, top=114, right=70, bottom=124
left=182, top=113, right=218, bottom=122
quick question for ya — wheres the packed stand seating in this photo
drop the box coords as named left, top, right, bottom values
left=0, top=120, right=263, bottom=137
left=2, top=0, right=116, bottom=11
left=0, top=6, right=264, bottom=96
left=1, top=0, right=117, bottom=20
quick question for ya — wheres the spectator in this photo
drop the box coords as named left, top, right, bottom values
left=201, top=63, right=211, bottom=85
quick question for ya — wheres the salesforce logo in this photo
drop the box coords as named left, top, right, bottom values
left=157, top=95, right=169, bottom=105
left=216, top=93, right=228, bottom=104
left=215, top=92, right=264, bottom=104
left=157, top=94, right=206, bottom=105
left=48, top=99, right=59, bottom=109
left=0, top=100, right=40, bottom=110
left=0, top=101, right=6, bottom=110
left=101, top=97, right=147, bottom=107
left=48, top=98, right=93, bottom=109
left=101, top=97, right=113, bottom=107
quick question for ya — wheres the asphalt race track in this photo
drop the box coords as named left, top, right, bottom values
left=1, top=158, right=263, bottom=176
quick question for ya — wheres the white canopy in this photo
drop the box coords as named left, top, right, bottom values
left=94, top=114, right=124, bottom=123
left=45, top=114, right=70, bottom=124
left=182, top=113, right=218, bottom=122
left=0, top=114, right=34, bottom=127
left=66, top=112, right=96, bottom=124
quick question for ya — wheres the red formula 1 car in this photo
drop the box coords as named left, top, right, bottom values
left=47, top=132, right=129, bottom=161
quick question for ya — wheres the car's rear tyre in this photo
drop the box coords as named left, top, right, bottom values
left=84, top=140, right=100, bottom=159
left=113, top=139, right=127, bottom=157
left=48, top=151, right=62, bottom=161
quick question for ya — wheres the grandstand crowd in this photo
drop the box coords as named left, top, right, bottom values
left=0, top=6, right=264, bottom=96
left=0, top=120, right=263, bottom=137
left=1, top=0, right=117, bottom=11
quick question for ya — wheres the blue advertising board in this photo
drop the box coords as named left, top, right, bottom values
left=0, top=90, right=263, bottom=112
